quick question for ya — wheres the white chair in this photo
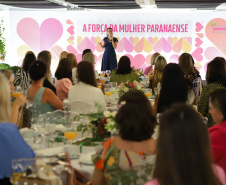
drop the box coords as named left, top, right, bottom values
left=192, top=77, right=201, bottom=100
left=70, top=100, right=97, bottom=114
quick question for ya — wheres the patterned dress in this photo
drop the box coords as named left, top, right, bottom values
left=198, top=82, right=225, bottom=127
left=13, top=68, right=31, bottom=91
left=92, top=138, right=156, bottom=185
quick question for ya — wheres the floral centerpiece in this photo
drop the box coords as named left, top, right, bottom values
left=132, top=66, right=144, bottom=80
left=114, top=80, right=144, bottom=97
left=75, top=103, right=118, bottom=141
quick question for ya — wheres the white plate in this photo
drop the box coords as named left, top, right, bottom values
left=58, top=152, right=79, bottom=160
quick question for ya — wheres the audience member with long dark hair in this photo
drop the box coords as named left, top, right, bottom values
left=13, top=51, right=36, bottom=90
left=25, top=60, right=63, bottom=115
left=110, top=56, right=140, bottom=84
left=55, top=58, right=73, bottom=100
left=209, top=88, right=226, bottom=175
left=198, top=57, right=226, bottom=127
left=157, top=63, right=190, bottom=113
left=0, top=73, right=35, bottom=185
left=145, top=103, right=225, bottom=185
left=37, top=50, right=56, bottom=94
left=92, top=90, right=156, bottom=185
left=68, top=61, right=106, bottom=110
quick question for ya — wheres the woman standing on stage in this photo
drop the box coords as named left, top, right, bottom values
left=99, top=27, right=118, bottom=71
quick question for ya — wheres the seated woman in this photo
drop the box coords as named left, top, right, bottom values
left=178, top=53, right=200, bottom=88
left=208, top=88, right=226, bottom=175
left=55, top=58, right=73, bottom=101
left=68, top=61, right=106, bottom=111
left=0, top=73, right=35, bottom=185
left=198, top=57, right=226, bottom=127
left=37, top=50, right=56, bottom=94
left=13, top=51, right=36, bottom=91
left=66, top=53, right=77, bottom=70
left=0, top=69, right=27, bottom=125
left=25, top=61, right=63, bottom=115
left=144, top=52, right=160, bottom=76
left=157, top=63, right=194, bottom=114
left=145, top=103, right=225, bottom=185
left=72, top=52, right=100, bottom=85
left=110, top=56, right=140, bottom=84
left=149, top=55, right=167, bottom=91
left=92, top=90, right=156, bottom=185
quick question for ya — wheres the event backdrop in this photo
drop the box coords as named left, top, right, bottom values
left=2, top=10, right=226, bottom=79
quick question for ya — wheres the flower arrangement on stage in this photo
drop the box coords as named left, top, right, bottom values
left=115, top=80, right=144, bottom=96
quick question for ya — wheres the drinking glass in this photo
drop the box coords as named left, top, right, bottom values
left=64, top=127, right=77, bottom=144
left=12, top=86, right=24, bottom=98
left=100, top=71, right=105, bottom=79
left=97, top=83, right=101, bottom=89
left=104, top=88, right=112, bottom=97
left=144, top=88, right=152, bottom=99
left=106, top=70, right=111, bottom=77
left=110, top=82, right=117, bottom=90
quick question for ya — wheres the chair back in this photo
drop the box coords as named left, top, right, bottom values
left=70, top=100, right=97, bottom=114
left=192, top=77, right=201, bottom=99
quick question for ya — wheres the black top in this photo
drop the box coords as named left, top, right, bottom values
left=43, top=78, right=56, bottom=94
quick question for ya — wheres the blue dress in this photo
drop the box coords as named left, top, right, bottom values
left=101, top=37, right=118, bottom=71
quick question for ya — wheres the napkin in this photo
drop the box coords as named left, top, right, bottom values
left=79, top=151, right=96, bottom=165
left=35, top=146, right=64, bottom=157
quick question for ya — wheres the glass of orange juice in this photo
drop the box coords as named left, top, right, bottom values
left=97, top=83, right=101, bottom=89
left=64, top=128, right=77, bottom=144
left=144, top=88, right=152, bottom=99
left=12, top=86, right=24, bottom=98
left=104, top=88, right=112, bottom=97
left=100, top=71, right=105, bottom=79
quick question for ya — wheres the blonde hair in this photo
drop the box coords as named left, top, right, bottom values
left=0, top=69, right=12, bottom=80
left=37, top=50, right=53, bottom=84
left=82, top=52, right=95, bottom=66
left=59, top=51, right=68, bottom=61
left=0, top=73, right=11, bottom=122
left=152, top=56, right=167, bottom=90
left=150, top=52, right=160, bottom=66
left=66, top=53, right=77, bottom=68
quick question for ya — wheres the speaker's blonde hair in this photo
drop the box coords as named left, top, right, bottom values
left=0, top=73, right=11, bottom=122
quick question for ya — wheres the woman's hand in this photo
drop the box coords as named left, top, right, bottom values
left=14, top=94, right=28, bottom=108
left=99, top=42, right=105, bottom=48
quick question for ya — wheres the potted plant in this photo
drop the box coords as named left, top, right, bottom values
left=0, top=17, right=6, bottom=61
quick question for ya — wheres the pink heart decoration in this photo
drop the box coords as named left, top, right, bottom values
left=148, top=37, right=153, bottom=45
left=17, top=18, right=63, bottom=53
left=205, top=18, right=226, bottom=56
left=40, top=18, right=63, bottom=51
left=90, top=37, right=96, bottom=45
left=153, top=38, right=172, bottom=53
left=145, top=54, right=152, bottom=65
left=125, top=54, right=145, bottom=69
left=169, top=54, right=179, bottom=64
left=67, top=45, right=78, bottom=55
left=196, top=33, right=204, bottom=38
left=195, top=38, right=203, bottom=47
left=116, top=37, right=133, bottom=53
left=191, top=48, right=203, bottom=62
left=173, top=38, right=182, bottom=53
left=17, top=18, right=40, bottom=53
left=140, top=63, right=148, bottom=71
left=50, top=45, right=63, bottom=59
left=186, top=37, right=192, bottom=45
left=167, top=37, right=173, bottom=45
left=204, top=46, right=225, bottom=61
left=66, top=20, right=73, bottom=24
left=129, top=37, right=134, bottom=45
left=134, top=38, right=144, bottom=53
left=76, top=53, right=82, bottom=63
left=196, top=22, right=204, bottom=32
left=96, top=42, right=104, bottom=52
left=77, top=37, right=95, bottom=52
left=67, top=26, right=74, bottom=35
left=204, top=61, right=211, bottom=72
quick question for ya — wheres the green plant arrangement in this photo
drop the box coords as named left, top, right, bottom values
left=0, top=17, right=6, bottom=61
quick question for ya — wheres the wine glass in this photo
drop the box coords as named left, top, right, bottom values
left=110, top=82, right=117, bottom=90
left=104, top=88, right=112, bottom=98
left=97, top=83, right=101, bottom=89
left=12, top=86, right=24, bottom=98
left=144, top=88, right=152, bottom=99
left=106, top=70, right=111, bottom=82
left=64, top=128, right=77, bottom=144
left=100, top=71, right=105, bottom=79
